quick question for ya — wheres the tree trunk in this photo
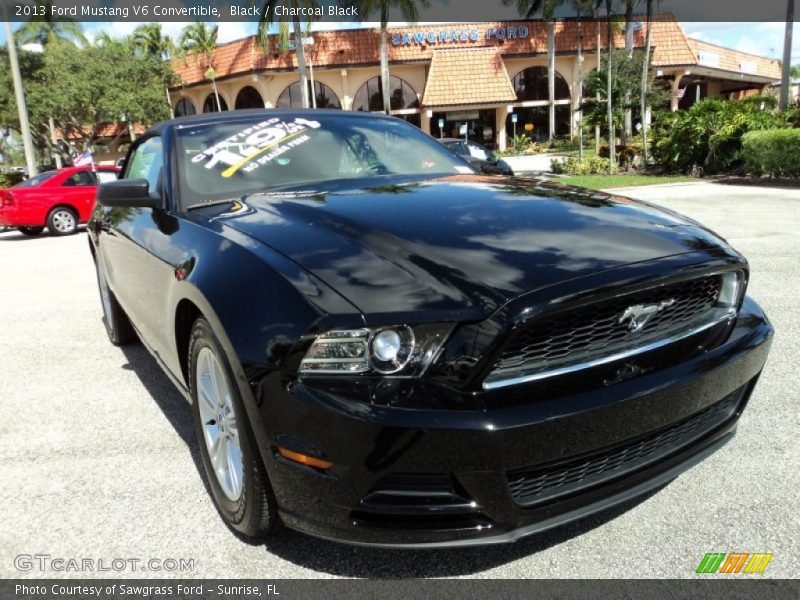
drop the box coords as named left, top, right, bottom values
left=380, top=7, right=391, bottom=114
left=547, top=21, right=556, bottom=144
left=641, top=0, right=653, bottom=169
left=166, top=86, right=174, bottom=118
left=606, top=1, right=616, bottom=173
left=595, top=12, right=601, bottom=155
left=293, top=17, right=309, bottom=109
left=212, top=78, right=222, bottom=111
left=623, top=0, right=634, bottom=143
left=779, top=0, right=795, bottom=111
left=577, top=19, right=584, bottom=162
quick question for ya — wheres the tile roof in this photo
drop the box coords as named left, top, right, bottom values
left=170, top=15, right=778, bottom=87
left=422, top=47, right=516, bottom=107
left=56, top=122, right=145, bottom=141
left=687, top=38, right=781, bottom=79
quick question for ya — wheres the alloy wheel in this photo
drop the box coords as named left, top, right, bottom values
left=51, top=210, right=76, bottom=233
left=196, top=347, right=244, bottom=502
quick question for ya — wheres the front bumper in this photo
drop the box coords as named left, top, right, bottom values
left=257, top=296, right=772, bottom=547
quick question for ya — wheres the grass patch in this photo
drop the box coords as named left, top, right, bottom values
left=558, top=174, right=697, bottom=189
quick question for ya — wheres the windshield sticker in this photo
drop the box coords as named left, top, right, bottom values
left=454, top=166, right=473, bottom=174
left=190, top=117, right=321, bottom=178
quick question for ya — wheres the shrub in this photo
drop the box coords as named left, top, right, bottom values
left=598, top=144, right=640, bottom=170
left=0, top=172, right=24, bottom=188
left=652, top=96, right=782, bottom=173
left=551, top=155, right=612, bottom=175
left=741, top=129, right=800, bottom=177
left=550, top=157, right=566, bottom=174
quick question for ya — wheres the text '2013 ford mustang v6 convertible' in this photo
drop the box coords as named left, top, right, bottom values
left=89, top=110, right=772, bottom=547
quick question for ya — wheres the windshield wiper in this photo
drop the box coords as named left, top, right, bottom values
left=186, top=199, right=237, bottom=211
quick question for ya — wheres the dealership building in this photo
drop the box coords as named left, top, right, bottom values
left=169, top=15, right=781, bottom=151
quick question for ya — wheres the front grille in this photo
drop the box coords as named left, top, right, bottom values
left=485, top=274, right=725, bottom=388
left=507, top=385, right=745, bottom=507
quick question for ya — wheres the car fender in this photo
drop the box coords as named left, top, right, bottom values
left=163, top=221, right=364, bottom=466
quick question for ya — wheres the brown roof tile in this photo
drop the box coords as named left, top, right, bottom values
left=422, top=47, right=516, bottom=107
left=687, top=38, right=781, bottom=79
left=170, top=15, right=777, bottom=86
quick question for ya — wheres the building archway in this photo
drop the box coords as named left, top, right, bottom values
left=235, top=86, right=264, bottom=109
left=202, top=93, right=228, bottom=113
left=174, top=98, right=196, bottom=117
left=511, top=66, right=571, bottom=102
left=276, top=81, right=341, bottom=109
left=352, top=75, right=419, bottom=112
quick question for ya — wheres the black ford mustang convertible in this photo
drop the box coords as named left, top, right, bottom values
left=89, top=110, right=772, bottom=547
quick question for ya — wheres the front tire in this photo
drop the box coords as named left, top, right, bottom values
left=95, top=258, right=137, bottom=345
left=188, top=318, right=280, bottom=539
left=47, top=207, right=78, bottom=235
left=18, top=226, right=44, bottom=236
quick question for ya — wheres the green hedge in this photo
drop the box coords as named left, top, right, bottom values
left=652, top=96, right=783, bottom=174
left=741, top=129, right=800, bottom=178
left=0, top=172, right=24, bottom=188
left=551, top=155, right=612, bottom=175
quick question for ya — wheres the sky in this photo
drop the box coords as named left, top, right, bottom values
left=1, top=20, right=798, bottom=68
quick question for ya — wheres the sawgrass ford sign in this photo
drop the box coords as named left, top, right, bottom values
left=392, top=26, right=530, bottom=46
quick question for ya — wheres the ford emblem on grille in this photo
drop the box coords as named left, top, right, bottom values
left=619, top=299, right=676, bottom=332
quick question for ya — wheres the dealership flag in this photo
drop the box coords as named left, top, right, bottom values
left=73, top=149, right=94, bottom=167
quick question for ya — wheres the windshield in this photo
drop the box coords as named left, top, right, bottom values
left=14, top=171, right=58, bottom=188
left=175, top=113, right=473, bottom=205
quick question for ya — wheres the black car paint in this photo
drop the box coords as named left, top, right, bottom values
left=89, top=110, right=772, bottom=547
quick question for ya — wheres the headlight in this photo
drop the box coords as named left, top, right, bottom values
left=369, top=326, right=415, bottom=373
left=299, top=324, right=451, bottom=377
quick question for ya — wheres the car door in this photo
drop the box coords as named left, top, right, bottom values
left=60, top=170, right=97, bottom=222
left=100, top=135, right=178, bottom=357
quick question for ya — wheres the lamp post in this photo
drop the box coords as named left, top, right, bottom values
left=302, top=36, right=316, bottom=109
left=2, top=3, right=37, bottom=177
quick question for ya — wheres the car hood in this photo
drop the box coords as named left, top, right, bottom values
left=217, top=175, right=727, bottom=321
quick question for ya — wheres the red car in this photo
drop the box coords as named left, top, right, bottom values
left=0, top=165, right=119, bottom=236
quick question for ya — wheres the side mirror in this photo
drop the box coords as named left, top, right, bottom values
left=97, top=179, right=160, bottom=209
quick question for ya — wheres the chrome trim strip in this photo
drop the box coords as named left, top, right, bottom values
left=482, top=311, right=735, bottom=390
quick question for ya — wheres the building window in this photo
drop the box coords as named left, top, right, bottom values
left=276, top=81, right=342, bottom=109
left=506, top=105, right=571, bottom=141
left=203, top=93, right=228, bottom=113
left=511, top=66, right=570, bottom=102
left=352, top=76, right=419, bottom=112
left=174, top=98, right=196, bottom=117
left=235, top=86, right=264, bottom=109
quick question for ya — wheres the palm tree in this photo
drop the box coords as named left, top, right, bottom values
left=504, top=0, right=564, bottom=144
left=356, top=0, right=430, bottom=115
left=134, top=24, right=177, bottom=119
left=132, top=23, right=175, bottom=60
left=779, top=0, right=795, bottom=111
left=604, top=0, right=616, bottom=172
left=595, top=2, right=602, bottom=153
left=15, top=1, right=86, bottom=46
left=622, top=0, right=640, bottom=143
left=640, top=0, right=654, bottom=168
left=257, top=1, right=321, bottom=109
left=180, top=23, right=222, bottom=112
left=573, top=0, right=596, bottom=162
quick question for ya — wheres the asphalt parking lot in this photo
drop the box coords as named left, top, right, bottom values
left=0, top=181, right=797, bottom=579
